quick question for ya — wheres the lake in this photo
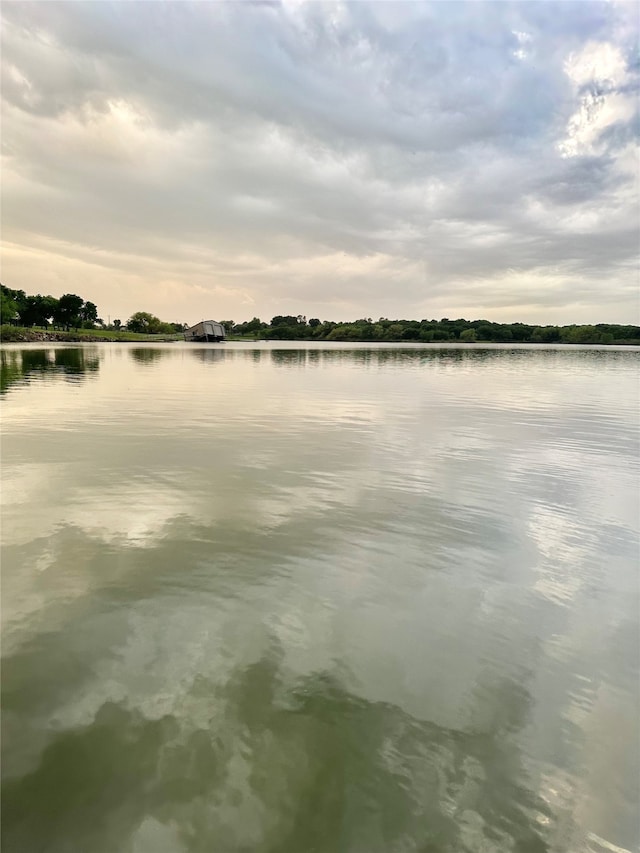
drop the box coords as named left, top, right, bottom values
left=1, top=342, right=638, bottom=853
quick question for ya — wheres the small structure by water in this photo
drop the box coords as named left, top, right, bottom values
left=184, top=321, right=226, bottom=343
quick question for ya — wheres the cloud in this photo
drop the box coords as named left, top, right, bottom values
left=1, top=1, right=638, bottom=323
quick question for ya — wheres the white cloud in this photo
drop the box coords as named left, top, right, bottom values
left=564, top=40, right=628, bottom=88
left=1, top=1, right=638, bottom=323
left=559, top=41, right=637, bottom=158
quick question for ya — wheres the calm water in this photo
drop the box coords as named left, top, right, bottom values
left=1, top=343, right=638, bottom=853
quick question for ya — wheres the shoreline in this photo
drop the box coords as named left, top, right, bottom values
left=2, top=334, right=639, bottom=348
left=0, top=328, right=182, bottom=344
left=2, top=326, right=639, bottom=347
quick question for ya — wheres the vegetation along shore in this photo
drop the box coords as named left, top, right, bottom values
left=2, top=284, right=639, bottom=345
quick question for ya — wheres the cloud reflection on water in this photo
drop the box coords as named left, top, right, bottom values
left=1, top=343, right=638, bottom=853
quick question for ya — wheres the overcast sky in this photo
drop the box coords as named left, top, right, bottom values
left=2, top=1, right=638, bottom=325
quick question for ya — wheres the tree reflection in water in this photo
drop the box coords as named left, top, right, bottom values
left=1, top=348, right=100, bottom=394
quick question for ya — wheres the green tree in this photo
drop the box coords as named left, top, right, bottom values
left=1, top=286, right=27, bottom=324
left=127, top=312, right=162, bottom=333
left=236, top=317, right=263, bottom=335
left=531, top=326, right=561, bottom=343
left=431, top=329, right=453, bottom=341
left=11, top=292, right=57, bottom=327
left=54, top=294, right=84, bottom=330
left=0, top=289, right=19, bottom=324
left=266, top=324, right=297, bottom=340
left=561, top=325, right=601, bottom=344
left=475, top=323, right=496, bottom=341
left=247, top=318, right=264, bottom=333
left=460, top=328, right=477, bottom=342
left=270, top=315, right=302, bottom=328
left=81, top=301, right=98, bottom=328
left=41, top=296, right=59, bottom=327
left=19, top=297, right=38, bottom=327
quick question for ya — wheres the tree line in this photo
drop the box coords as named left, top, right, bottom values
left=1, top=287, right=99, bottom=331
left=225, top=315, right=640, bottom=345
left=2, top=285, right=638, bottom=344
left=0, top=286, right=184, bottom=334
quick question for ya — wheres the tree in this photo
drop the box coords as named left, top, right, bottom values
left=41, top=296, right=59, bottom=327
left=1, top=285, right=27, bottom=324
left=266, top=324, right=297, bottom=340
left=460, top=329, right=477, bottom=342
left=0, top=289, right=19, bottom=324
left=386, top=323, right=404, bottom=340
left=475, top=323, right=496, bottom=341
left=54, top=294, right=84, bottom=330
left=113, top=319, right=122, bottom=330
left=14, top=294, right=58, bottom=327
left=271, top=315, right=301, bottom=328
left=239, top=317, right=263, bottom=334
left=127, top=312, right=162, bottom=333
left=81, top=301, right=98, bottom=328
left=561, top=325, right=601, bottom=344
left=308, top=318, right=321, bottom=328
left=19, top=297, right=39, bottom=327
left=531, top=326, right=560, bottom=343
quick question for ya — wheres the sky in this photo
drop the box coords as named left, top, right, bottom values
left=1, top=1, right=638, bottom=326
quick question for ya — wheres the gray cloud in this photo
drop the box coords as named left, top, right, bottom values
left=1, top=1, right=638, bottom=324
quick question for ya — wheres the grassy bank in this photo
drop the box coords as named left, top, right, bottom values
left=3, top=325, right=639, bottom=346
left=0, top=325, right=184, bottom=343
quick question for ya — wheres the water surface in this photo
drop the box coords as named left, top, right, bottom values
left=2, top=343, right=638, bottom=853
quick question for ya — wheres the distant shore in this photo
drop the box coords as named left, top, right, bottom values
left=2, top=324, right=639, bottom=346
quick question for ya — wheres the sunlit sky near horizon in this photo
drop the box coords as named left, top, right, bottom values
left=2, top=1, right=638, bottom=326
